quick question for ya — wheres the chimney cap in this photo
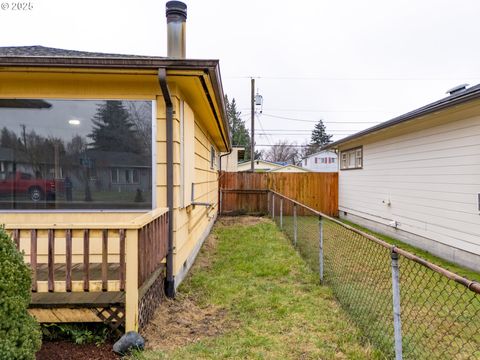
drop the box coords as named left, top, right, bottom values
left=446, top=83, right=469, bottom=96
left=166, top=1, right=187, bottom=20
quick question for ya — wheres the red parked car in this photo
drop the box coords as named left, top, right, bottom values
left=0, top=171, right=60, bottom=202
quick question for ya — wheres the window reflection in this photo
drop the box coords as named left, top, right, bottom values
left=0, top=99, right=152, bottom=210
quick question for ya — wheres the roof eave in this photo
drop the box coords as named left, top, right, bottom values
left=324, top=86, right=480, bottom=150
left=0, top=56, right=221, bottom=69
left=0, top=56, right=231, bottom=151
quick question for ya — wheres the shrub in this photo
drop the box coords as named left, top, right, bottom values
left=0, top=227, right=41, bottom=359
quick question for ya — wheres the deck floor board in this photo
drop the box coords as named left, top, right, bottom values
left=30, top=291, right=125, bottom=308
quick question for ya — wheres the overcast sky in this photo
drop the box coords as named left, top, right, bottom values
left=2, top=0, right=480, bottom=149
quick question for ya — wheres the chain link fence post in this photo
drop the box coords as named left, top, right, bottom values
left=272, top=194, right=275, bottom=220
left=219, top=189, right=223, bottom=216
left=293, top=203, right=297, bottom=247
left=391, top=249, right=403, bottom=360
left=319, top=215, right=324, bottom=283
left=280, top=198, right=283, bottom=229
left=267, top=191, right=270, bottom=217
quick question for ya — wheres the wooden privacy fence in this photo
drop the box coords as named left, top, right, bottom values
left=219, top=171, right=338, bottom=217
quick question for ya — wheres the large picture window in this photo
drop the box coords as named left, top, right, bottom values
left=0, top=99, right=153, bottom=210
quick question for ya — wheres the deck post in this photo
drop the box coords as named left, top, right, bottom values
left=280, top=198, right=283, bottom=229
left=293, top=204, right=297, bottom=247
left=391, top=249, right=403, bottom=360
left=125, top=229, right=139, bottom=332
left=319, top=216, right=324, bottom=283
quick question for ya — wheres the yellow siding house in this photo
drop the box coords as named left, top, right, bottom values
left=0, top=1, right=230, bottom=332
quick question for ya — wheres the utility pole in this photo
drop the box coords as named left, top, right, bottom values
left=250, top=77, right=255, bottom=172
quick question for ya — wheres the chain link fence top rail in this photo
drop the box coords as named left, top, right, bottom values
left=266, top=190, right=480, bottom=360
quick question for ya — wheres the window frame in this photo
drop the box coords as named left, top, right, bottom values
left=0, top=98, right=156, bottom=213
left=340, top=146, right=363, bottom=170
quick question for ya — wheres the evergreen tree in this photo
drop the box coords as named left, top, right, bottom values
left=309, top=119, right=332, bottom=153
left=225, top=95, right=252, bottom=160
left=0, top=127, right=20, bottom=149
left=89, top=101, right=142, bottom=154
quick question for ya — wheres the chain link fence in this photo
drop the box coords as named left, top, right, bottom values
left=267, top=191, right=480, bottom=359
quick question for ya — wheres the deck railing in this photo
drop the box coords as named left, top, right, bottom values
left=5, top=208, right=169, bottom=332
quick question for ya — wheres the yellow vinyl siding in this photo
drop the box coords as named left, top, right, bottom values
left=173, top=107, right=218, bottom=276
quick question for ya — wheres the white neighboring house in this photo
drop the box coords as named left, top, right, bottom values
left=300, top=150, right=338, bottom=172
left=326, top=84, right=480, bottom=272
left=220, top=146, right=245, bottom=172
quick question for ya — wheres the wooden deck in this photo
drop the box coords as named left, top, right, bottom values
left=35, top=263, right=120, bottom=282
left=7, top=208, right=169, bottom=331
left=31, top=291, right=124, bottom=308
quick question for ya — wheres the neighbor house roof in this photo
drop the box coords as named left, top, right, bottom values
left=238, top=159, right=287, bottom=167
left=268, top=164, right=309, bottom=173
left=325, top=83, right=480, bottom=149
left=0, top=45, right=231, bottom=151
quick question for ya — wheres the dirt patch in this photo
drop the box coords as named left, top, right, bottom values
left=194, top=233, right=218, bottom=271
left=141, top=296, right=229, bottom=351
left=36, top=341, right=119, bottom=360
left=217, top=215, right=267, bottom=227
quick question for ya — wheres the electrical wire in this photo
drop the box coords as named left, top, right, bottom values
left=255, top=112, right=274, bottom=147
left=226, top=75, right=480, bottom=81
left=261, top=113, right=380, bottom=123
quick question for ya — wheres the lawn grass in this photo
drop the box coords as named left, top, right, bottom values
left=276, top=214, right=480, bottom=359
left=135, top=217, right=380, bottom=360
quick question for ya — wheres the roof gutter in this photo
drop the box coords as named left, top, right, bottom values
left=158, top=68, right=175, bottom=298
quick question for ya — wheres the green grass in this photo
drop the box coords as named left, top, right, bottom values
left=276, top=214, right=480, bottom=359
left=134, top=218, right=380, bottom=360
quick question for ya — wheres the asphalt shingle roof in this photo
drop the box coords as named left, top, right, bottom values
left=0, top=45, right=163, bottom=59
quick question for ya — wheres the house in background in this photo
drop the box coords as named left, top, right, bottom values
left=326, top=83, right=480, bottom=272
left=237, top=159, right=286, bottom=172
left=219, top=146, right=245, bottom=172
left=0, top=1, right=230, bottom=332
left=300, top=150, right=338, bottom=172
left=269, top=164, right=310, bottom=173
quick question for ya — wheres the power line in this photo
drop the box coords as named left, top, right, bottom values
left=241, top=108, right=389, bottom=113
left=257, top=133, right=353, bottom=136
left=226, top=75, right=480, bottom=81
left=256, top=114, right=274, bottom=147
left=259, top=129, right=365, bottom=132
left=261, top=113, right=380, bottom=123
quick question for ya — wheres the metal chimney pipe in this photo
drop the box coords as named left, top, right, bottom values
left=166, top=1, right=187, bottom=58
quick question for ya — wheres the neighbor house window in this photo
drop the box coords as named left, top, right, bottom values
left=111, top=168, right=120, bottom=184
left=0, top=99, right=153, bottom=210
left=340, top=147, right=363, bottom=170
left=314, top=157, right=318, bottom=164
